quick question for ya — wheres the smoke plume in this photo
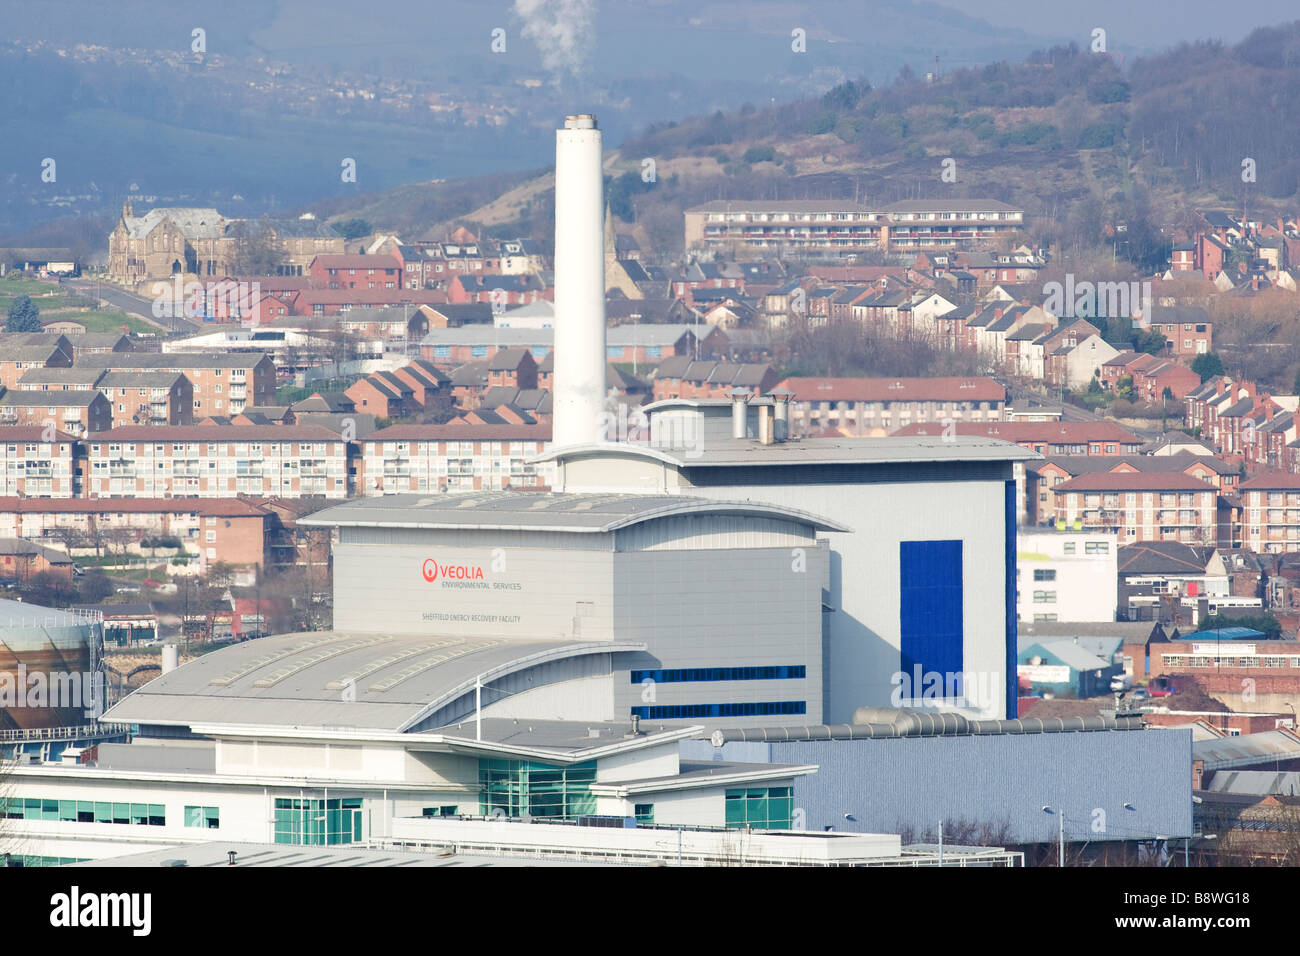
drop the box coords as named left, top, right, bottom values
left=514, top=0, right=596, bottom=80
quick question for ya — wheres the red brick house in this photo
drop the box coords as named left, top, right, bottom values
left=308, top=254, right=403, bottom=291
left=487, top=348, right=539, bottom=389
left=345, top=373, right=418, bottom=419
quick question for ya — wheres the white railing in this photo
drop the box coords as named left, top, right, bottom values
left=0, top=722, right=129, bottom=743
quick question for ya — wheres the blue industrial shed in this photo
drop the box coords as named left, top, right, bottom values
left=683, top=724, right=1192, bottom=846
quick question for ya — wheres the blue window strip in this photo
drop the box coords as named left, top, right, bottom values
left=629, top=701, right=806, bottom=720
left=630, top=666, right=806, bottom=684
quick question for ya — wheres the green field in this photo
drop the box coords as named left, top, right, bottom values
left=2, top=276, right=158, bottom=334
left=276, top=378, right=364, bottom=404
left=55, top=311, right=157, bottom=335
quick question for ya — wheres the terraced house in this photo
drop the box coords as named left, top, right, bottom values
left=84, top=425, right=350, bottom=499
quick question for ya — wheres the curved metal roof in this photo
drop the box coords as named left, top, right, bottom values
left=102, top=632, right=645, bottom=733
left=302, top=491, right=849, bottom=534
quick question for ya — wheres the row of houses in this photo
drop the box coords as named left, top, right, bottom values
left=1185, top=376, right=1300, bottom=472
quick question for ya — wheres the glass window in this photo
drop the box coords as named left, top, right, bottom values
left=724, top=786, right=793, bottom=829
left=185, top=806, right=220, bottom=828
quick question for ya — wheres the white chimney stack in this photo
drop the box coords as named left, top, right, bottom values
left=553, top=114, right=607, bottom=448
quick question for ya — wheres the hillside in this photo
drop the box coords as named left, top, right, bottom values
left=400, top=23, right=1300, bottom=266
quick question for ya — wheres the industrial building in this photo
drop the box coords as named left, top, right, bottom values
left=0, top=113, right=1194, bottom=866
left=537, top=396, right=1033, bottom=722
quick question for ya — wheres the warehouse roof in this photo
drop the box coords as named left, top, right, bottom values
left=1194, top=730, right=1300, bottom=771
left=0, top=597, right=90, bottom=628
left=302, top=491, right=850, bottom=534
left=536, top=435, right=1038, bottom=468
left=102, top=633, right=648, bottom=733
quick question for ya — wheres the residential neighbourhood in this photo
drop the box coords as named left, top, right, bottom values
left=9, top=10, right=1300, bottom=885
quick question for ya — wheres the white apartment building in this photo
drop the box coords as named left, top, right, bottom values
left=0, top=427, right=79, bottom=497
left=1016, top=529, right=1119, bottom=623
left=357, top=425, right=553, bottom=494
left=84, top=426, right=350, bottom=499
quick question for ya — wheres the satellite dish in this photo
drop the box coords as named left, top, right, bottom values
left=710, top=730, right=726, bottom=748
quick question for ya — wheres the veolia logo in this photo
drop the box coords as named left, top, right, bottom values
left=422, top=559, right=484, bottom=582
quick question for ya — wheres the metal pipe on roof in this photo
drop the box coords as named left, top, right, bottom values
left=730, top=388, right=750, bottom=440
left=712, top=712, right=1144, bottom=743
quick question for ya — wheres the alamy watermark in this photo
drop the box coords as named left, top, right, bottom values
left=597, top=401, right=704, bottom=459
left=1041, top=274, right=1151, bottom=328
left=150, top=277, right=261, bottom=324
left=890, top=666, right=1002, bottom=709
left=0, top=665, right=105, bottom=719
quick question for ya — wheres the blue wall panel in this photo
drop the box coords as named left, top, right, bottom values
left=1005, top=480, right=1018, bottom=718
left=899, top=539, right=964, bottom=685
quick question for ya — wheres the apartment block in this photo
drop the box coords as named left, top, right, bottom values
left=0, top=343, right=74, bottom=390
left=1027, top=455, right=1240, bottom=526
left=685, top=199, right=1024, bottom=256
left=778, top=376, right=1006, bottom=436
left=84, top=426, right=350, bottom=499
left=76, top=352, right=276, bottom=417
left=0, top=389, right=112, bottom=438
left=356, top=424, right=552, bottom=494
left=0, top=427, right=80, bottom=497
left=1239, top=472, right=1300, bottom=554
left=1051, top=472, right=1225, bottom=548
left=0, top=496, right=269, bottom=569
left=893, top=420, right=1145, bottom=456
left=96, top=372, right=195, bottom=427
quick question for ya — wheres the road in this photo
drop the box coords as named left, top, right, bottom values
left=66, top=277, right=201, bottom=335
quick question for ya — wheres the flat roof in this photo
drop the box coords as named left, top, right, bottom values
left=302, top=491, right=850, bottom=534
left=71, top=841, right=584, bottom=868
left=102, top=632, right=647, bottom=733
left=537, top=436, right=1038, bottom=468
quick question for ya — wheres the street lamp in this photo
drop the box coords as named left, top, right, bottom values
left=1042, top=805, right=1064, bottom=867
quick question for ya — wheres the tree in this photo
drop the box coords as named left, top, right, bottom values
left=228, top=218, right=288, bottom=276
left=18, top=570, right=78, bottom=608
left=5, top=295, right=41, bottom=332
left=331, top=218, right=372, bottom=241
left=1192, top=352, right=1226, bottom=382
left=77, top=569, right=114, bottom=604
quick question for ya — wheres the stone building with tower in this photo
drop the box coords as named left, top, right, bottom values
left=107, top=204, right=343, bottom=289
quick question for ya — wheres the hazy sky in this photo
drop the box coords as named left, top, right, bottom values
left=931, top=0, right=1300, bottom=50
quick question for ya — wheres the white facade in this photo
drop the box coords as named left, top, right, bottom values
left=0, top=436, right=77, bottom=497
left=359, top=437, right=554, bottom=494
left=84, top=434, right=349, bottom=498
left=1016, top=530, right=1118, bottom=623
